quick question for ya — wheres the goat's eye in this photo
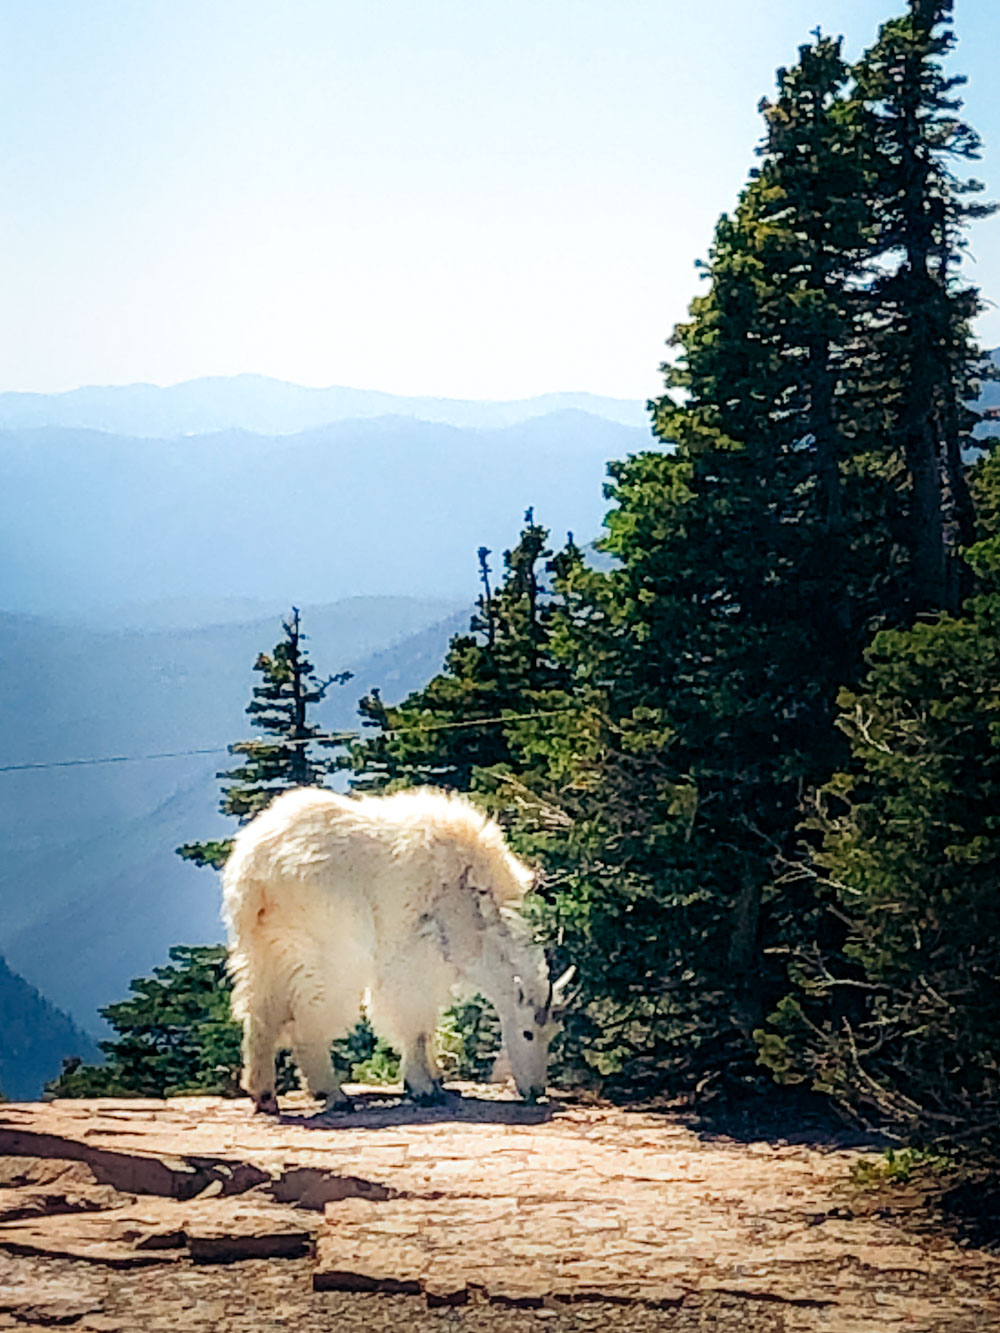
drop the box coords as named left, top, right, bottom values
left=522, top=1030, right=534, bottom=1042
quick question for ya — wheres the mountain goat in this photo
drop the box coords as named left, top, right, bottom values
left=222, top=786, right=572, bottom=1110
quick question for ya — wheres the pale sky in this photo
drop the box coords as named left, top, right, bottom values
left=0, top=0, right=997, bottom=402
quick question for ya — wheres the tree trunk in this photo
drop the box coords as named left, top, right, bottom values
left=728, top=875, right=763, bottom=1042
left=288, top=609, right=309, bottom=787
left=897, top=74, right=948, bottom=614
left=904, top=398, right=948, bottom=613
left=808, top=332, right=851, bottom=659
left=941, top=382, right=976, bottom=611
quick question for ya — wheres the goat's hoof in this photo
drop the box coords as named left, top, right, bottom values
left=252, top=1090, right=279, bottom=1116
left=315, top=1091, right=353, bottom=1114
left=405, top=1082, right=446, bottom=1107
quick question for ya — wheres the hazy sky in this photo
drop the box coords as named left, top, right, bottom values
left=1, top=0, right=996, bottom=401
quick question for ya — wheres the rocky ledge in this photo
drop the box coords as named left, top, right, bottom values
left=0, top=1086, right=996, bottom=1330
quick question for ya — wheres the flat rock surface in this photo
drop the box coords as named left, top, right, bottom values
left=0, top=1086, right=995, bottom=1331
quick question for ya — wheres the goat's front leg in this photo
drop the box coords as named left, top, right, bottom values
left=401, top=1031, right=445, bottom=1103
left=369, top=983, right=446, bottom=1104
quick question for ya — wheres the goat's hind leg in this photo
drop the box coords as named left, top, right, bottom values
left=241, top=1000, right=283, bottom=1115
left=291, top=1015, right=351, bottom=1111
left=231, top=943, right=290, bottom=1115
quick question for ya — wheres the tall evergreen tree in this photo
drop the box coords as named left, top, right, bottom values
left=853, top=0, right=994, bottom=611
left=179, top=609, right=352, bottom=868
left=753, top=4, right=998, bottom=1139
left=511, top=33, right=896, bottom=1087
left=535, top=11, right=994, bottom=1096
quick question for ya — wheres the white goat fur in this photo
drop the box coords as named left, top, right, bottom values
left=222, top=785, right=559, bottom=1107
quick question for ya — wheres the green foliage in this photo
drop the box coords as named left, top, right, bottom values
left=435, top=996, right=502, bottom=1083
left=347, top=511, right=577, bottom=800
left=179, top=608, right=352, bottom=864
left=751, top=2, right=999, bottom=1152
left=850, top=1145, right=957, bottom=1190
left=46, top=947, right=245, bottom=1099
left=851, top=0, right=995, bottom=611
left=758, top=566, right=1000, bottom=1144
left=348, top=1039, right=401, bottom=1085
left=508, top=31, right=906, bottom=1089
left=178, top=839, right=234, bottom=873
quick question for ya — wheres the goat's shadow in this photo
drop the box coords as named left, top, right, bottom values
left=275, top=1088, right=558, bottom=1130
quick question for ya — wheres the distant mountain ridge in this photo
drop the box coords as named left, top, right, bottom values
left=3, top=358, right=994, bottom=438
left=0, top=413, right=648, bottom=620
left=0, top=374, right=648, bottom=437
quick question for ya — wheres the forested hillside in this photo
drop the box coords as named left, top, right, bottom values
left=0, top=954, right=100, bottom=1099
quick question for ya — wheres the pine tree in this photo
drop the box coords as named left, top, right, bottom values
left=514, top=33, right=896, bottom=1088
left=655, top=31, right=911, bottom=665
left=178, top=609, right=352, bottom=868
left=347, top=512, right=576, bottom=801
left=853, top=0, right=995, bottom=612
left=532, top=11, right=994, bottom=1098
left=754, top=3, right=999, bottom=1140
left=46, top=947, right=244, bottom=1098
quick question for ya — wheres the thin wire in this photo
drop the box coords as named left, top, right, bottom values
left=0, top=745, right=231, bottom=773
left=386, top=707, right=579, bottom=734
left=0, top=709, right=584, bottom=775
